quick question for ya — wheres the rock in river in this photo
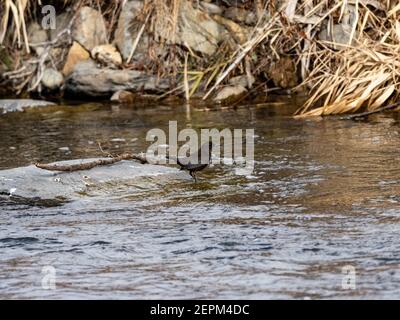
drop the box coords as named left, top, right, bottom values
left=0, top=99, right=55, bottom=114
left=0, top=158, right=187, bottom=205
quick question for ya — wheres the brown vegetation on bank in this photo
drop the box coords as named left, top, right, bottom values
left=1, top=0, right=400, bottom=116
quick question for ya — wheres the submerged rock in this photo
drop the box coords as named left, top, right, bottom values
left=65, top=60, right=169, bottom=97
left=0, top=99, right=55, bottom=114
left=0, top=159, right=186, bottom=204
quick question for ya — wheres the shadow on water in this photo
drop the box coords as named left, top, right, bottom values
left=0, top=96, right=400, bottom=299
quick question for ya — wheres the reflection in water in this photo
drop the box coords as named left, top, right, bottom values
left=0, top=98, right=400, bottom=299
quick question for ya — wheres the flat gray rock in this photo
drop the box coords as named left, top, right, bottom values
left=65, top=60, right=169, bottom=97
left=0, top=158, right=186, bottom=205
left=0, top=99, right=55, bottom=114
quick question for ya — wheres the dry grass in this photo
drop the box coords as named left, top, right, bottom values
left=0, top=0, right=31, bottom=53
left=295, top=0, right=400, bottom=116
left=202, top=0, right=400, bottom=115
left=1, top=0, right=400, bottom=116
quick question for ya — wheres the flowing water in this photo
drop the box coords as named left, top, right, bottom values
left=0, top=98, right=400, bottom=299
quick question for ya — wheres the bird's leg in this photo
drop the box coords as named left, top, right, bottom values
left=190, top=171, right=197, bottom=183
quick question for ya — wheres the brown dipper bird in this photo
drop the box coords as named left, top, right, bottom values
left=172, top=141, right=213, bottom=182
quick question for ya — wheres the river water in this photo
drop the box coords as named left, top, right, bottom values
left=0, top=98, right=399, bottom=299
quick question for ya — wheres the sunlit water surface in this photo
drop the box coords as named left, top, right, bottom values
left=0, top=98, right=400, bottom=299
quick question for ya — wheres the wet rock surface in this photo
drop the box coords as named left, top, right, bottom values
left=0, top=158, right=186, bottom=204
left=0, top=99, right=55, bottom=114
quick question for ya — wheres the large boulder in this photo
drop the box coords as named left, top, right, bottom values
left=175, top=0, right=226, bottom=55
left=50, top=8, right=108, bottom=52
left=65, top=60, right=169, bottom=97
left=72, top=6, right=108, bottom=51
left=113, top=0, right=151, bottom=61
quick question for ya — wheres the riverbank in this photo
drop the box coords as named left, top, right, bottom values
left=1, top=0, right=400, bottom=116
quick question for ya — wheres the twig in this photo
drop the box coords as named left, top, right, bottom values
left=35, top=153, right=148, bottom=172
left=183, top=53, right=190, bottom=101
left=340, top=101, right=400, bottom=120
left=127, top=11, right=151, bottom=64
left=29, top=28, right=71, bottom=48
left=28, top=50, right=49, bottom=92
left=97, top=141, right=113, bottom=158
